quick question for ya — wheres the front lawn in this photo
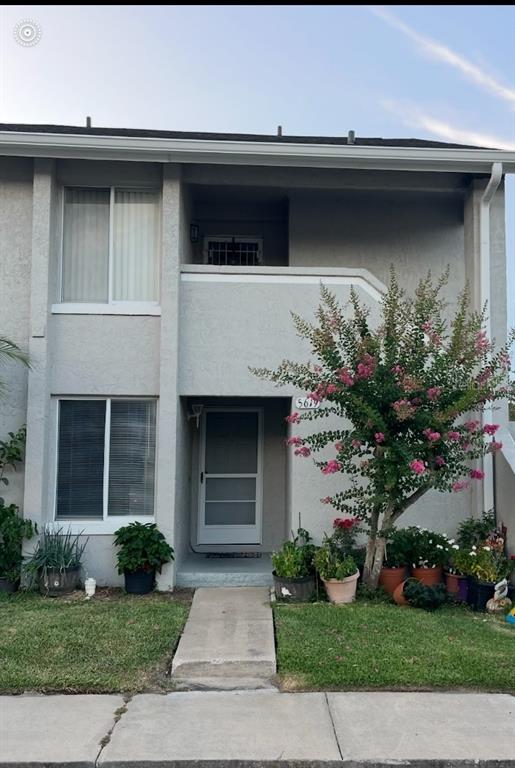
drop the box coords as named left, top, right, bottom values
left=0, top=589, right=190, bottom=693
left=274, top=599, right=515, bottom=692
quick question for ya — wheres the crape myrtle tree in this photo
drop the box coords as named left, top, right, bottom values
left=253, top=270, right=515, bottom=589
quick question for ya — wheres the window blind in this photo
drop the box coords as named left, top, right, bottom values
left=56, top=400, right=106, bottom=519
left=112, top=189, right=160, bottom=301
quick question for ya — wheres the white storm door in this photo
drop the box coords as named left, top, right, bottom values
left=198, top=408, right=263, bottom=545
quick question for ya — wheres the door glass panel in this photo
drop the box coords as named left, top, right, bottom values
left=205, top=412, right=258, bottom=474
left=206, top=477, right=256, bottom=502
left=205, top=502, right=256, bottom=526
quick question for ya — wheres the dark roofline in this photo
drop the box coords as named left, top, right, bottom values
left=0, top=123, right=492, bottom=150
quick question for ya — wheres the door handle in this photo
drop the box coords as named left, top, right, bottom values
left=200, top=471, right=204, bottom=484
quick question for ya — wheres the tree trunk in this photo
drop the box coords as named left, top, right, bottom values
left=362, top=508, right=379, bottom=587
left=365, top=536, right=387, bottom=589
left=363, top=504, right=394, bottom=590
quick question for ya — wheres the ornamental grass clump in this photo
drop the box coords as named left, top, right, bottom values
left=253, top=268, right=515, bottom=588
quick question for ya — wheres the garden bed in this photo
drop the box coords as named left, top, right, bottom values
left=0, top=588, right=191, bottom=693
left=274, top=598, right=515, bottom=692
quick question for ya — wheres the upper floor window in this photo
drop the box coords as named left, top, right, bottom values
left=203, top=236, right=262, bottom=267
left=61, top=187, right=160, bottom=304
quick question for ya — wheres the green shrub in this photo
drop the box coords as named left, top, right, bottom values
left=25, top=525, right=88, bottom=579
left=457, top=511, right=496, bottom=550
left=314, top=540, right=357, bottom=581
left=403, top=579, right=448, bottom=610
left=0, top=504, right=36, bottom=582
left=272, top=528, right=316, bottom=578
left=114, top=522, right=174, bottom=574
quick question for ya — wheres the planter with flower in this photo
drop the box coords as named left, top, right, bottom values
left=272, top=528, right=316, bottom=601
left=444, top=546, right=471, bottom=602
left=114, top=522, right=174, bottom=594
left=379, top=527, right=411, bottom=594
left=466, top=546, right=512, bottom=611
left=314, top=534, right=359, bottom=604
left=404, top=526, right=449, bottom=586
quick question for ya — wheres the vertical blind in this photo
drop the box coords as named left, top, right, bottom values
left=56, top=399, right=156, bottom=519
left=61, top=187, right=160, bottom=303
left=56, top=400, right=106, bottom=518
left=62, top=188, right=110, bottom=302
left=113, top=189, right=160, bottom=301
left=108, top=400, right=156, bottom=516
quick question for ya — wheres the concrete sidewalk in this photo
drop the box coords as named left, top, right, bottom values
left=2, top=690, right=515, bottom=766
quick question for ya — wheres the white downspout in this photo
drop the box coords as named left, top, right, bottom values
left=479, top=162, right=503, bottom=513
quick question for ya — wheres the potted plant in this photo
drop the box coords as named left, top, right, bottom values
left=404, top=527, right=449, bottom=586
left=466, top=547, right=511, bottom=611
left=272, top=528, right=316, bottom=601
left=114, top=522, right=174, bottom=594
left=25, top=525, right=88, bottom=596
left=0, top=503, right=37, bottom=592
left=379, top=528, right=410, bottom=594
left=314, top=535, right=359, bottom=604
left=444, top=545, right=471, bottom=602
left=401, top=578, right=448, bottom=611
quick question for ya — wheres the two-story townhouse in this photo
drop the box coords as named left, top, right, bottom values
left=1, top=124, right=514, bottom=588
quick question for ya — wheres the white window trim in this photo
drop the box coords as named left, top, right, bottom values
left=202, top=235, right=263, bottom=266
left=58, top=185, right=161, bottom=312
left=52, top=396, right=158, bottom=533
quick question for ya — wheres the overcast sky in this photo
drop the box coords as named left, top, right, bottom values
left=1, top=4, right=514, bottom=329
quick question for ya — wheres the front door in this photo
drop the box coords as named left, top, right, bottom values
left=198, top=408, right=263, bottom=545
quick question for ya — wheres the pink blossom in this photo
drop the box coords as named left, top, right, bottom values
left=464, top=420, right=480, bottom=433
left=294, top=446, right=311, bottom=458
left=489, top=441, right=503, bottom=452
left=285, top=412, right=301, bottom=424
left=476, top=368, right=492, bottom=385
left=322, top=460, right=341, bottom=475
left=401, top=375, right=421, bottom=393
left=391, top=364, right=404, bottom=376
left=430, top=333, right=442, bottom=348
left=335, top=442, right=344, bottom=452
left=500, top=352, right=511, bottom=371
left=393, top=399, right=417, bottom=421
left=435, top=456, right=445, bottom=467
left=351, top=439, right=362, bottom=449
left=483, top=423, right=499, bottom=436
left=446, top=431, right=460, bottom=441
left=469, top=469, right=485, bottom=480
left=423, top=428, right=441, bottom=442
left=325, top=383, right=339, bottom=396
left=427, top=387, right=442, bottom=401
left=452, top=480, right=470, bottom=492
left=422, top=321, right=432, bottom=333
left=410, top=459, right=426, bottom=475
left=321, top=496, right=333, bottom=505
left=285, top=436, right=303, bottom=447
left=374, top=432, right=385, bottom=443
left=475, top=330, right=489, bottom=354
left=337, top=367, right=355, bottom=386
left=356, top=353, right=376, bottom=380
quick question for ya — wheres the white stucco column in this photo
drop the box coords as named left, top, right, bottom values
left=155, top=164, right=182, bottom=590
left=22, top=159, right=55, bottom=532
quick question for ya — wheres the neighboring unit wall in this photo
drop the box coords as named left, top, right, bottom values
left=0, top=158, right=33, bottom=508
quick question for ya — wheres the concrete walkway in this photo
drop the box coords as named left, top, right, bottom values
left=2, top=691, right=514, bottom=766
left=171, top=587, right=276, bottom=689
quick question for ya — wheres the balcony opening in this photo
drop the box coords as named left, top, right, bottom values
left=183, top=184, right=289, bottom=267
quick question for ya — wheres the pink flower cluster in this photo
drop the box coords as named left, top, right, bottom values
left=322, top=460, right=341, bottom=475
left=294, top=446, right=311, bottom=458
left=423, top=428, right=441, bottom=442
left=475, top=330, right=489, bottom=354
left=356, top=353, right=376, bottom=380
left=469, top=469, right=485, bottom=480
left=464, top=420, right=480, bottom=433
left=333, top=517, right=358, bottom=530
left=375, top=432, right=385, bottom=443
left=309, top=381, right=340, bottom=402
left=393, top=399, right=417, bottom=421
left=427, top=386, right=442, bottom=401
left=452, top=480, right=469, bottom=492
left=337, top=367, right=355, bottom=386
left=488, top=441, right=503, bottom=453
left=435, top=456, right=445, bottom=467
left=285, top=412, right=301, bottom=424
left=285, top=436, right=303, bottom=447
left=321, top=496, right=333, bottom=505
left=483, top=423, right=499, bottom=436
left=351, top=439, right=362, bottom=449
left=446, top=431, right=460, bottom=441
left=410, top=459, right=426, bottom=475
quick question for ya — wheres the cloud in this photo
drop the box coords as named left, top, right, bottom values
left=381, top=99, right=515, bottom=150
left=370, top=6, right=515, bottom=108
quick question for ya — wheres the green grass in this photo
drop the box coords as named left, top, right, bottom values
left=0, top=590, right=190, bottom=693
left=274, top=600, right=515, bottom=692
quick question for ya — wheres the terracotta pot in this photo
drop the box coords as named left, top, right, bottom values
left=322, top=571, right=359, bottom=604
left=445, top=572, right=468, bottom=602
left=378, top=566, right=407, bottom=595
left=393, top=579, right=409, bottom=606
left=411, top=566, right=443, bottom=587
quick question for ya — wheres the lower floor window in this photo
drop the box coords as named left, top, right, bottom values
left=56, top=398, right=156, bottom=520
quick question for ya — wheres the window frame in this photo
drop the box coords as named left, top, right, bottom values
left=202, top=235, right=263, bottom=267
left=52, top=396, right=158, bottom=534
left=54, top=185, right=162, bottom=315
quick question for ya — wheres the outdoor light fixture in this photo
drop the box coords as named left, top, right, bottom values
left=190, top=224, right=199, bottom=243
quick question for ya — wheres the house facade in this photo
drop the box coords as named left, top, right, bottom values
left=1, top=124, right=514, bottom=588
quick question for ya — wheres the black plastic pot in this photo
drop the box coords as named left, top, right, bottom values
left=0, top=576, right=20, bottom=594
left=467, top=576, right=495, bottom=611
left=124, top=569, right=155, bottom=595
left=273, top=572, right=315, bottom=602
left=39, top=566, right=80, bottom=597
